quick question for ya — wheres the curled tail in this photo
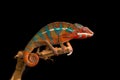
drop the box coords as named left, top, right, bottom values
left=23, top=51, right=39, bottom=67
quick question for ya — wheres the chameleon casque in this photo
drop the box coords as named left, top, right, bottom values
left=23, top=22, right=94, bottom=67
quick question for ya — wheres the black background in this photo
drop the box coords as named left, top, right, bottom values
left=0, top=11, right=97, bottom=80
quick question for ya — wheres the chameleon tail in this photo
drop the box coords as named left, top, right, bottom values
left=23, top=51, right=39, bottom=67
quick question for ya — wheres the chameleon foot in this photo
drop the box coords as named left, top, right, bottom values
left=66, top=42, right=73, bottom=56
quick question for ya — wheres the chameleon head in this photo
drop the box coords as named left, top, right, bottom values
left=74, top=23, right=94, bottom=39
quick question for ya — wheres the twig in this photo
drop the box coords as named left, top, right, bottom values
left=10, top=42, right=73, bottom=80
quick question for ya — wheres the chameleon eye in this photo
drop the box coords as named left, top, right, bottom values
left=82, top=27, right=88, bottom=32
left=74, top=23, right=83, bottom=28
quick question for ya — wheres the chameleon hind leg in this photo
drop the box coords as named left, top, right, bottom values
left=44, top=40, right=58, bottom=56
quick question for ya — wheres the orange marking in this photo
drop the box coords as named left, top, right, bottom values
left=23, top=51, right=39, bottom=67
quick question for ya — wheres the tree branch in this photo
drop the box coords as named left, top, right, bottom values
left=10, top=42, right=73, bottom=80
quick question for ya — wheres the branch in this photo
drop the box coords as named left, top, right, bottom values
left=10, top=42, right=73, bottom=80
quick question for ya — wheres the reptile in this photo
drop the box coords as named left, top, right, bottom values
left=23, top=22, right=94, bottom=67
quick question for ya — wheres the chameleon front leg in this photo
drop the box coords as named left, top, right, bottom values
left=60, top=42, right=66, bottom=53
left=59, top=35, right=66, bottom=53
left=66, top=42, right=73, bottom=56
left=60, top=42, right=73, bottom=55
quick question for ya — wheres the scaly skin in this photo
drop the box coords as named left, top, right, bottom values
left=23, top=22, right=94, bottom=67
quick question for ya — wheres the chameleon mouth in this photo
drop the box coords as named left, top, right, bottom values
left=86, top=32, right=94, bottom=37
left=78, top=27, right=94, bottom=38
left=77, top=32, right=94, bottom=38
left=83, top=27, right=94, bottom=36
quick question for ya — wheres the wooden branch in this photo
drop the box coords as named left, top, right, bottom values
left=39, top=47, right=72, bottom=60
left=10, top=51, right=26, bottom=80
left=10, top=42, right=73, bottom=80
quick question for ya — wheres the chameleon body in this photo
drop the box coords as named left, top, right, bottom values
left=23, top=22, right=94, bottom=67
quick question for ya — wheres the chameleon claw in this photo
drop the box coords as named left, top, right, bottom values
left=67, top=50, right=73, bottom=56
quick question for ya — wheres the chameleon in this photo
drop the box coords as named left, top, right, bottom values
left=23, top=22, right=94, bottom=67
